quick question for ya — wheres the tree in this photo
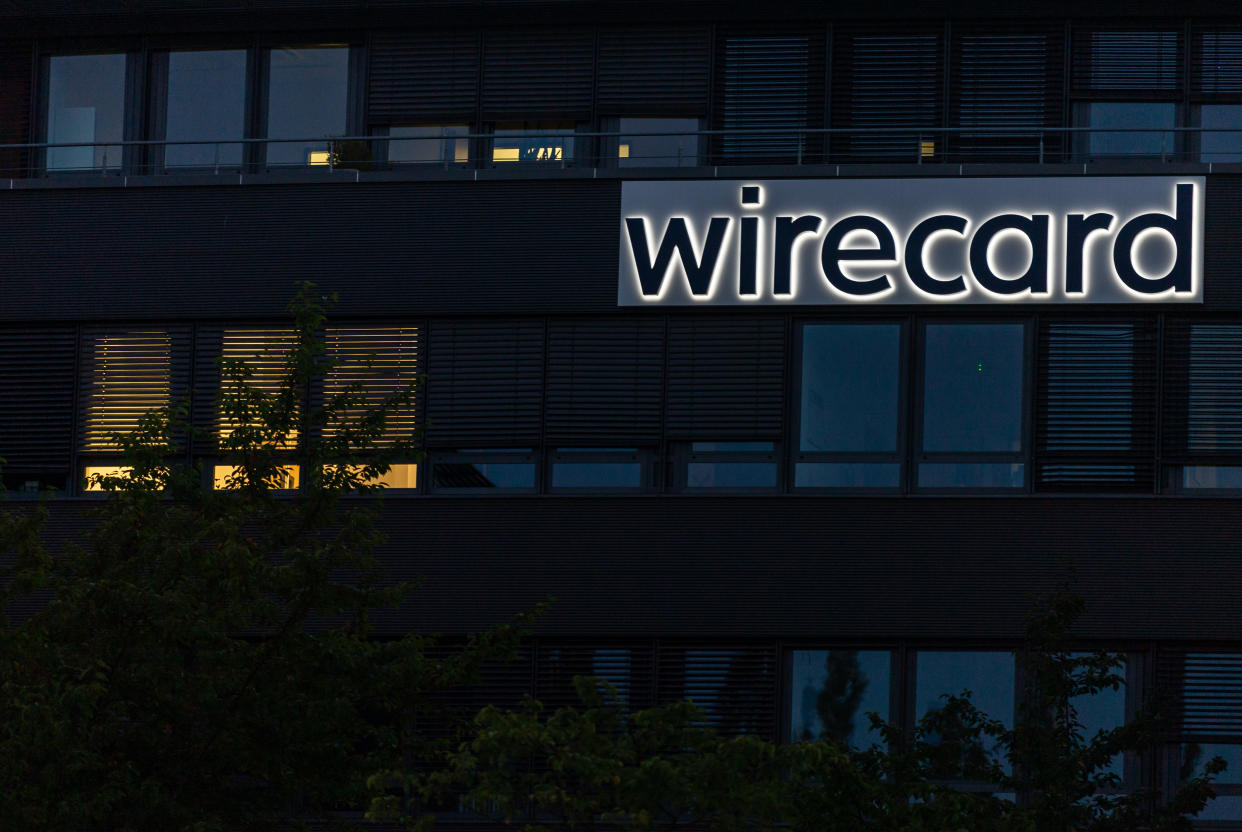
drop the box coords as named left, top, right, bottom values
left=394, top=587, right=1225, bottom=832
left=0, top=286, right=530, bottom=831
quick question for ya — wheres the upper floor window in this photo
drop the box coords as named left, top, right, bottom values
left=611, top=117, right=701, bottom=167
left=791, top=649, right=891, bottom=748
left=491, top=120, right=575, bottom=164
left=1078, top=102, right=1178, bottom=159
left=265, top=47, right=350, bottom=168
left=918, top=322, right=1027, bottom=489
left=46, top=53, right=127, bottom=171
left=386, top=124, right=469, bottom=166
left=161, top=49, right=247, bottom=170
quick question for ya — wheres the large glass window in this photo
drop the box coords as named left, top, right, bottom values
left=791, top=650, right=890, bottom=749
left=919, top=323, right=1026, bottom=489
left=491, top=121, right=575, bottom=164
left=915, top=651, right=1015, bottom=778
left=164, top=49, right=247, bottom=169
left=1197, top=105, right=1242, bottom=163
left=796, top=323, right=902, bottom=489
left=432, top=449, right=537, bottom=492
left=680, top=442, right=778, bottom=490
left=46, top=53, right=127, bottom=171
left=549, top=448, right=646, bottom=491
left=1079, top=102, right=1177, bottom=159
left=614, top=117, right=700, bottom=167
left=386, top=125, right=469, bottom=166
left=265, top=47, right=349, bottom=168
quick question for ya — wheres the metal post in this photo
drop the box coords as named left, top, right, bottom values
left=917, top=133, right=922, bottom=164
left=213, top=142, right=220, bottom=175
left=1039, top=132, right=1044, bottom=165
left=797, top=133, right=803, bottom=166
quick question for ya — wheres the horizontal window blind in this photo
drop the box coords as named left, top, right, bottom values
left=657, top=645, right=777, bottom=739
left=1159, top=653, right=1242, bottom=740
left=832, top=25, right=943, bottom=161
left=665, top=317, right=786, bottom=439
left=78, top=327, right=191, bottom=452
left=481, top=28, right=594, bottom=120
left=1163, top=321, right=1242, bottom=457
left=715, top=28, right=824, bottom=163
left=216, top=327, right=299, bottom=451
left=1194, top=28, right=1242, bottom=99
left=368, top=30, right=480, bottom=123
left=0, top=327, right=75, bottom=473
left=544, top=318, right=664, bottom=445
left=425, top=319, right=544, bottom=447
left=597, top=26, right=710, bottom=116
left=535, top=644, right=655, bottom=712
left=323, top=326, right=420, bottom=448
left=1072, top=27, right=1183, bottom=97
left=951, top=25, right=1065, bottom=161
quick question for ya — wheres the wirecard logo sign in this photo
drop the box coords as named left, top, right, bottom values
left=617, top=177, right=1204, bottom=305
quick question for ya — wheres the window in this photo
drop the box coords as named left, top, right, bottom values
left=45, top=53, right=127, bottom=171
left=612, top=117, right=700, bottom=167
left=791, top=650, right=890, bottom=748
left=919, top=322, right=1026, bottom=489
left=216, top=328, right=298, bottom=485
left=549, top=448, right=647, bottom=491
left=265, top=47, right=349, bottom=167
left=1162, top=323, right=1242, bottom=492
left=432, top=449, right=537, bottom=492
left=491, top=120, right=575, bottom=164
left=677, top=441, right=778, bottom=490
left=1078, top=102, right=1178, bottom=159
left=162, top=49, right=247, bottom=170
left=386, top=124, right=469, bottom=166
left=1196, top=104, right=1242, bottom=163
left=796, top=323, right=902, bottom=489
left=915, top=651, right=1015, bottom=778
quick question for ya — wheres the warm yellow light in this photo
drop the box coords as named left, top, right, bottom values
left=453, top=139, right=469, bottom=164
left=920, top=140, right=936, bottom=158
left=323, top=463, right=418, bottom=489
left=492, top=147, right=520, bottom=162
left=213, top=465, right=300, bottom=490
left=83, top=466, right=132, bottom=491
left=308, top=150, right=330, bottom=166
left=619, top=143, right=630, bottom=159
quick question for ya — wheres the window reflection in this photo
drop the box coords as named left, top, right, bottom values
left=165, top=50, right=246, bottom=169
left=46, top=54, right=126, bottom=171
left=684, top=441, right=777, bottom=489
left=791, top=650, right=890, bottom=748
left=1198, top=105, right=1242, bottom=163
left=801, top=324, right=900, bottom=453
left=915, top=651, right=1014, bottom=776
left=616, top=117, right=700, bottom=167
left=433, top=450, right=536, bottom=491
left=492, top=121, right=575, bottom=164
left=387, top=125, right=469, bottom=165
left=266, top=47, right=349, bottom=167
left=550, top=448, right=644, bottom=490
left=1081, top=102, right=1177, bottom=158
left=922, top=324, right=1025, bottom=453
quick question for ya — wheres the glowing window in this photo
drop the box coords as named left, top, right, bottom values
left=219, top=329, right=298, bottom=450
left=492, top=121, right=575, bottom=164
left=322, top=327, right=419, bottom=449
left=82, top=465, right=133, bottom=491
left=81, top=331, right=173, bottom=452
left=213, top=464, right=300, bottom=490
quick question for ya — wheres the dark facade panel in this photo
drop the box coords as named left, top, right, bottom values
left=1204, top=175, right=1242, bottom=308
left=480, top=27, right=595, bottom=120
left=1070, top=24, right=1184, bottom=99
left=368, top=29, right=480, bottom=124
left=0, top=179, right=621, bottom=321
left=596, top=25, right=711, bottom=116
left=0, top=39, right=32, bottom=177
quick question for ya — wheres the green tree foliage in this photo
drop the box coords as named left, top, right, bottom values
left=391, top=587, right=1225, bottom=832
left=0, top=286, right=530, bottom=831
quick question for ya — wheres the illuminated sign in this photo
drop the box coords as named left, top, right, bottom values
left=618, top=177, right=1204, bottom=305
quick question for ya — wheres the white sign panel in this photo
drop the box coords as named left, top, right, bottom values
left=618, top=177, right=1204, bottom=305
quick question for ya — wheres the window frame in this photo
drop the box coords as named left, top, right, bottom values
left=671, top=440, right=781, bottom=494
left=430, top=448, right=539, bottom=495
left=546, top=447, right=655, bottom=494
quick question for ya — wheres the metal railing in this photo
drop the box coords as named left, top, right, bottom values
left=2, top=126, right=1240, bottom=179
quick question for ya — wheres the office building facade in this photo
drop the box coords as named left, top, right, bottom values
left=1, top=0, right=1241, bottom=823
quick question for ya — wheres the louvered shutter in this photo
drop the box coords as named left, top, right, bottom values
left=1193, top=27, right=1242, bottom=100
left=535, top=644, right=655, bottom=712
left=193, top=326, right=298, bottom=453
left=78, top=327, right=191, bottom=452
left=1158, top=653, right=1242, bottom=741
left=481, top=28, right=594, bottom=120
left=1071, top=27, right=1183, bottom=99
left=597, top=26, right=710, bottom=116
left=657, top=645, right=777, bottom=740
left=425, top=319, right=544, bottom=447
left=0, top=327, right=75, bottom=477
left=368, top=30, right=479, bottom=124
left=831, top=25, right=943, bottom=162
left=950, top=24, right=1065, bottom=161
left=1035, top=320, right=1157, bottom=491
left=0, top=40, right=32, bottom=177
left=545, top=318, right=664, bottom=446
left=1163, top=321, right=1242, bottom=459
left=323, top=326, right=420, bottom=447
left=714, top=28, right=825, bottom=163
left=665, top=317, right=785, bottom=439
